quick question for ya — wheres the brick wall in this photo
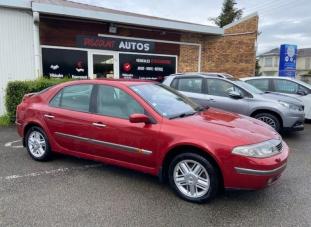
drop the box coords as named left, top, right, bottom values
left=179, top=14, right=259, bottom=78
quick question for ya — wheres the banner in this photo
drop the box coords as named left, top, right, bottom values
left=279, top=44, right=297, bottom=77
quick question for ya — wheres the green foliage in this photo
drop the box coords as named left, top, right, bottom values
left=210, top=0, right=243, bottom=28
left=0, top=114, right=11, bottom=126
left=255, top=58, right=262, bottom=76
left=5, top=78, right=71, bottom=122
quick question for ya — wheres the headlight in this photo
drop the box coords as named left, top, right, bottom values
left=232, top=139, right=282, bottom=158
left=278, top=101, right=302, bottom=111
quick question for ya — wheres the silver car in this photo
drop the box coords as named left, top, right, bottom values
left=163, top=74, right=305, bottom=133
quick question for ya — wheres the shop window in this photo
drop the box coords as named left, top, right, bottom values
left=305, top=57, right=311, bottom=69
left=177, top=78, right=203, bottom=93
left=96, top=85, right=144, bottom=119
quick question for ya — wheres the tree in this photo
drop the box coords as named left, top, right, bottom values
left=210, top=0, right=243, bottom=28
left=255, top=58, right=262, bottom=76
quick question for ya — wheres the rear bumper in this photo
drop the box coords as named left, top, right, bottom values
left=223, top=141, right=289, bottom=190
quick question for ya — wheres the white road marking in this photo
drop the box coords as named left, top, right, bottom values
left=4, top=140, right=23, bottom=149
left=0, top=164, right=103, bottom=182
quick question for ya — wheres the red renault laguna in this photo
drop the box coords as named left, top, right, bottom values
left=16, top=79, right=289, bottom=203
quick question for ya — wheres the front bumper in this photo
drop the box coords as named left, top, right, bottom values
left=223, top=141, right=289, bottom=190
left=282, top=111, right=305, bottom=131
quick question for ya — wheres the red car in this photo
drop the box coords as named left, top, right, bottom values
left=16, top=79, right=289, bottom=203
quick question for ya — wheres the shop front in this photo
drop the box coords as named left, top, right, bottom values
left=42, top=33, right=178, bottom=81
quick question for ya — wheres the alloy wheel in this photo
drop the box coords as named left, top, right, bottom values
left=257, top=116, right=277, bottom=129
left=27, top=131, right=47, bottom=158
left=173, top=160, right=210, bottom=198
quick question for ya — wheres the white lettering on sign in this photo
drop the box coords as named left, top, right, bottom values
left=119, top=41, right=150, bottom=52
left=137, top=66, right=145, bottom=71
left=136, top=58, right=151, bottom=63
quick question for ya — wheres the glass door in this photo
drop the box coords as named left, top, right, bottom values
left=88, top=51, right=118, bottom=79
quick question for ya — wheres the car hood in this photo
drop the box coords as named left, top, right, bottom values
left=260, top=92, right=303, bottom=105
left=172, top=108, right=280, bottom=146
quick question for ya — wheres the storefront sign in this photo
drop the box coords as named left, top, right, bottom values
left=119, top=53, right=176, bottom=81
left=76, top=35, right=155, bottom=53
left=279, top=44, right=297, bottom=78
left=42, top=48, right=88, bottom=79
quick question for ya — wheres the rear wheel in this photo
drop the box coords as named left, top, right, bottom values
left=168, top=153, right=219, bottom=203
left=254, top=112, right=281, bottom=132
left=25, top=126, right=52, bottom=161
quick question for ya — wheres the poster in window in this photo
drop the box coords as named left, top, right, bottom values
left=42, top=48, right=88, bottom=79
left=119, top=53, right=176, bottom=82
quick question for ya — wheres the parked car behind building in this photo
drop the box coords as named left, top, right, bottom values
left=241, top=76, right=311, bottom=120
left=163, top=74, right=305, bottom=133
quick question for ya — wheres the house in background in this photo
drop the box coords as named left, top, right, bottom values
left=258, top=48, right=311, bottom=79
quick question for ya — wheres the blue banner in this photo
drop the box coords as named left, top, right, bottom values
left=279, top=44, right=297, bottom=78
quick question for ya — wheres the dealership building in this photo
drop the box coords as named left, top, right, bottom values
left=0, top=0, right=258, bottom=114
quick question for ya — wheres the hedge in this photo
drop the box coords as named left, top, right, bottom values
left=5, top=78, right=71, bottom=122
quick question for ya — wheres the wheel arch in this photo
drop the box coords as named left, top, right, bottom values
left=23, top=121, right=46, bottom=146
left=159, top=144, right=224, bottom=189
left=250, top=109, right=283, bottom=127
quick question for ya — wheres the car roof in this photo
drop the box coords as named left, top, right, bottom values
left=56, top=78, right=155, bottom=87
left=241, top=76, right=296, bottom=80
left=169, top=73, right=233, bottom=79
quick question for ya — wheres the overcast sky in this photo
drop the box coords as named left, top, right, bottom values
left=71, top=0, right=311, bottom=54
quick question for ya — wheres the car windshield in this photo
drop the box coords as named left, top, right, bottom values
left=232, top=80, right=264, bottom=94
left=130, top=83, right=203, bottom=119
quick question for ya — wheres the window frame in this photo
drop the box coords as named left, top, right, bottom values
left=271, top=79, right=300, bottom=94
left=171, top=76, right=207, bottom=94
left=49, top=83, right=95, bottom=114
left=92, top=84, right=155, bottom=122
left=206, top=78, right=252, bottom=98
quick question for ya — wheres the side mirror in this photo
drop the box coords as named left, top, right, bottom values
left=129, top=114, right=150, bottom=124
left=228, top=91, right=243, bottom=99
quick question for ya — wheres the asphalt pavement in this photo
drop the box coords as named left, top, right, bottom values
left=0, top=125, right=310, bottom=227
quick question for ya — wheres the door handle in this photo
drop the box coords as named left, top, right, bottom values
left=44, top=114, right=55, bottom=119
left=208, top=98, right=216, bottom=102
left=92, top=122, right=107, bottom=128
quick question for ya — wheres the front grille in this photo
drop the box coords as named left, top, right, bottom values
left=276, top=142, right=283, bottom=152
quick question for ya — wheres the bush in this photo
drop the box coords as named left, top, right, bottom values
left=5, top=78, right=71, bottom=122
left=0, top=114, right=11, bottom=126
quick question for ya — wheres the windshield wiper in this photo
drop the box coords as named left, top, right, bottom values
left=169, top=111, right=197, bottom=119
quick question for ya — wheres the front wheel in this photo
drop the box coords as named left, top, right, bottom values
left=254, top=112, right=281, bottom=132
left=25, top=126, right=52, bottom=161
left=168, top=153, right=219, bottom=203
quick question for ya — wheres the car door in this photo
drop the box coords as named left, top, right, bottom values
left=43, top=84, right=98, bottom=155
left=172, top=77, right=208, bottom=106
left=205, top=78, right=250, bottom=115
left=86, top=84, right=160, bottom=168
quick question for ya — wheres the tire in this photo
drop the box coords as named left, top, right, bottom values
left=168, top=153, right=219, bottom=203
left=254, top=112, right=281, bottom=132
left=25, top=126, right=52, bottom=161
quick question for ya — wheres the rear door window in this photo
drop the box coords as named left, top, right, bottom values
left=273, top=79, right=298, bottom=94
left=247, top=79, right=270, bottom=91
left=50, top=84, right=93, bottom=112
left=177, top=78, right=203, bottom=93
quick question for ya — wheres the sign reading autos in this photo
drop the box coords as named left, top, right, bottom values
left=42, top=48, right=88, bottom=79
left=76, top=35, right=155, bottom=53
left=119, top=53, right=176, bottom=81
left=279, top=44, right=298, bottom=78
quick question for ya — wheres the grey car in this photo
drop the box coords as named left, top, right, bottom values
left=163, top=74, right=305, bottom=132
